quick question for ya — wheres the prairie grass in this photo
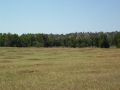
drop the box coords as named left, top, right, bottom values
left=0, top=47, right=120, bottom=90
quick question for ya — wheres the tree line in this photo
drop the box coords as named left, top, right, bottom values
left=0, top=31, right=120, bottom=48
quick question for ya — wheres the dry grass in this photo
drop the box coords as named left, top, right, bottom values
left=0, top=47, right=120, bottom=90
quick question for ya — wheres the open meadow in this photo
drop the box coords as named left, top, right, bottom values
left=0, top=48, right=120, bottom=90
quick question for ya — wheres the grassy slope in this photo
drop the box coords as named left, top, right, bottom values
left=0, top=48, right=120, bottom=90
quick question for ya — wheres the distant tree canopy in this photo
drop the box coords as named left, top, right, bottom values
left=0, top=31, right=120, bottom=48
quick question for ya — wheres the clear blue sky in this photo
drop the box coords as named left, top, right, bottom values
left=0, top=0, right=120, bottom=34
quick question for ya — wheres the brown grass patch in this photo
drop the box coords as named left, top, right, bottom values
left=19, top=69, right=39, bottom=74
left=0, top=60, right=12, bottom=63
left=27, top=58, right=41, bottom=61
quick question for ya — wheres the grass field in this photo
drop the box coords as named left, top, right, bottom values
left=0, top=48, right=120, bottom=90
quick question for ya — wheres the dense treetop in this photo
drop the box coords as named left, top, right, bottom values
left=0, top=31, right=120, bottom=48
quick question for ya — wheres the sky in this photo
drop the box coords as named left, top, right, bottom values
left=0, top=0, right=120, bottom=34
